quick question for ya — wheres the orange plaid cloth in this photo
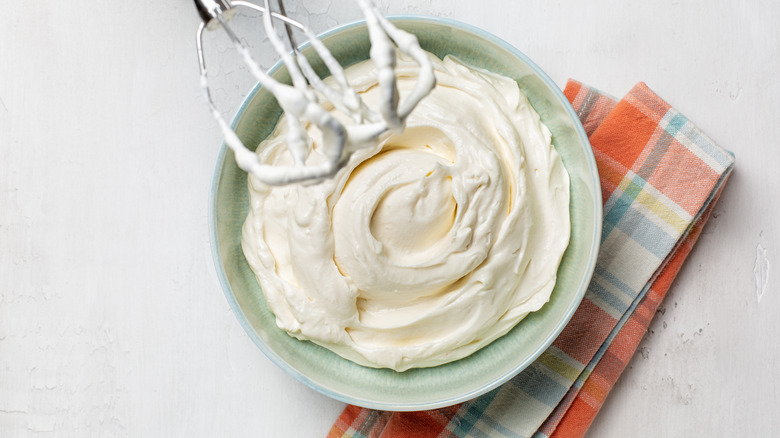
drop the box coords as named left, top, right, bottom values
left=329, top=80, right=734, bottom=438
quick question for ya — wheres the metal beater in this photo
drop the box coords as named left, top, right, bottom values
left=192, top=0, right=436, bottom=185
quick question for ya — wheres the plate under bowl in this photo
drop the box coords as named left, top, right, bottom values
left=210, top=16, right=602, bottom=411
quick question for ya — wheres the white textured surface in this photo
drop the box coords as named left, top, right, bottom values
left=1, top=1, right=777, bottom=436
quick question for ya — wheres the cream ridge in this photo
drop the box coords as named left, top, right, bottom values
left=241, top=52, right=570, bottom=371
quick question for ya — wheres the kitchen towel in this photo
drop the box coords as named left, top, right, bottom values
left=328, top=80, right=735, bottom=438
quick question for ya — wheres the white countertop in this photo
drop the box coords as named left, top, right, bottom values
left=1, top=1, right=777, bottom=436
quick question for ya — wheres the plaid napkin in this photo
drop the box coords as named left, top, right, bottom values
left=328, top=80, right=735, bottom=438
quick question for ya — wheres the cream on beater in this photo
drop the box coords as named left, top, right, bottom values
left=242, top=53, right=571, bottom=371
left=200, top=0, right=435, bottom=186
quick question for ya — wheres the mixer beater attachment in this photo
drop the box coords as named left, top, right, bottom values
left=193, top=0, right=436, bottom=185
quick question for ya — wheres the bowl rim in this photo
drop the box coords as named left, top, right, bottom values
left=209, top=14, right=602, bottom=411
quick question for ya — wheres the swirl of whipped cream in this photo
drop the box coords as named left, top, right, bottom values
left=242, top=53, right=570, bottom=371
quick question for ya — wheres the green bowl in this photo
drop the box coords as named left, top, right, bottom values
left=210, top=16, right=601, bottom=411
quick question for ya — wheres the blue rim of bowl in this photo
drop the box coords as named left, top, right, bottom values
left=209, top=15, right=603, bottom=410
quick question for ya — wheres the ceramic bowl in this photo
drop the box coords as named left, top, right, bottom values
left=210, top=16, right=601, bottom=411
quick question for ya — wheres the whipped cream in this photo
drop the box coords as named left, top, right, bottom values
left=242, top=53, right=570, bottom=371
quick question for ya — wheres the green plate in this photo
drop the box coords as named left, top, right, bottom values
left=210, top=16, right=602, bottom=411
